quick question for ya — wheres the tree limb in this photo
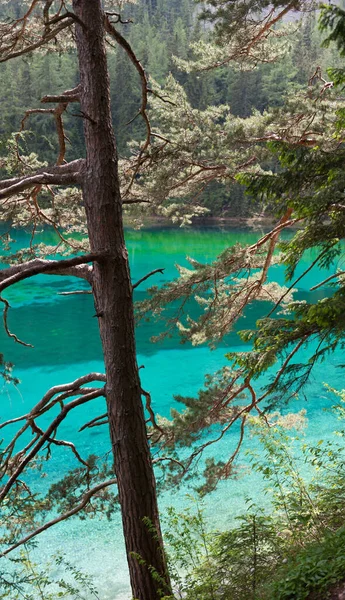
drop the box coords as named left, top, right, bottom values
left=133, top=269, right=165, bottom=289
left=0, top=388, right=105, bottom=501
left=58, top=289, right=92, bottom=296
left=0, top=160, right=85, bottom=192
left=0, top=374, right=106, bottom=431
left=0, top=253, right=105, bottom=291
left=0, top=479, right=117, bottom=558
left=141, top=388, right=165, bottom=436
left=47, top=11, right=87, bottom=30
left=41, top=85, right=81, bottom=104
left=0, top=296, right=33, bottom=347
left=0, top=374, right=106, bottom=480
left=310, top=271, right=345, bottom=291
left=105, top=16, right=155, bottom=195
left=0, top=165, right=84, bottom=199
left=79, top=413, right=108, bottom=432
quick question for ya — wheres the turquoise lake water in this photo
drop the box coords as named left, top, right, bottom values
left=0, top=226, right=343, bottom=599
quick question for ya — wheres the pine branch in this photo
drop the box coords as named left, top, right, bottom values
left=0, top=19, right=75, bottom=63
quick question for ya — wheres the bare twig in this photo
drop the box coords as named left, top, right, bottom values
left=141, top=388, right=165, bottom=436
left=153, top=457, right=185, bottom=472
left=79, top=413, right=108, bottom=432
left=266, top=246, right=332, bottom=318
left=0, top=296, right=33, bottom=347
left=133, top=269, right=165, bottom=290
left=310, top=271, right=345, bottom=291
left=58, top=289, right=92, bottom=296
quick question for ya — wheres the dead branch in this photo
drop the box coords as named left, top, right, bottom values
left=30, top=416, right=90, bottom=467
left=104, top=17, right=149, bottom=144
left=133, top=269, right=165, bottom=290
left=39, top=88, right=82, bottom=165
left=58, top=289, right=92, bottom=296
left=79, top=413, right=108, bottom=432
left=105, top=16, right=155, bottom=195
left=105, top=12, right=133, bottom=25
left=0, top=166, right=83, bottom=200
left=122, top=198, right=151, bottom=204
left=43, top=0, right=56, bottom=28
left=0, top=374, right=106, bottom=431
left=141, top=388, right=165, bottom=436
left=41, top=85, right=81, bottom=104
left=0, top=296, right=33, bottom=347
left=0, top=172, right=78, bottom=198
left=310, top=271, right=345, bottom=291
left=0, top=160, right=85, bottom=192
left=0, top=374, right=106, bottom=480
left=0, top=478, right=117, bottom=558
left=47, top=10, right=86, bottom=30
left=0, top=388, right=106, bottom=501
left=0, top=252, right=105, bottom=291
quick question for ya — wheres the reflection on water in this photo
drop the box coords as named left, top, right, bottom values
left=0, top=225, right=332, bottom=367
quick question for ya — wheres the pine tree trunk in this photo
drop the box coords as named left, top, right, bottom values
left=72, top=2, right=171, bottom=598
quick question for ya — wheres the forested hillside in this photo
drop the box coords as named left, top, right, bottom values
left=0, top=0, right=339, bottom=217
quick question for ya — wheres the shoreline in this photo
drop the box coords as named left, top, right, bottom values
left=124, top=214, right=300, bottom=230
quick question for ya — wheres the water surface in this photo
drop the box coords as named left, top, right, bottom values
left=0, top=226, right=342, bottom=599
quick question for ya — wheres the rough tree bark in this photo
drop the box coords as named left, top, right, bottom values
left=72, top=1, right=171, bottom=598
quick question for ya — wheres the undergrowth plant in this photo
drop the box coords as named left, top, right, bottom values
left=0, top=550, right=100, bottom=600
left=165, top=390, right=345, bottom=599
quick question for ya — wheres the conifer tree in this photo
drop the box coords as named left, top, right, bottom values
left=132, top=1, right=345, bottom=489
left=0, top=2, right=171, bottom=598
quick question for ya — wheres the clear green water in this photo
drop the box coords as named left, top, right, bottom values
left=0, top=227, right=342, bottom=599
